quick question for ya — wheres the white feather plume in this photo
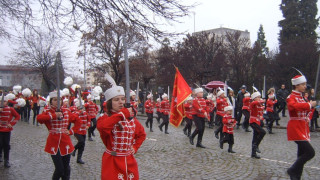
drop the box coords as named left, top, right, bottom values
left=16, top=98, right=26, bottom=107
left=71, top=84, right=81, bottom=91
left=292, top=67, right=304, bottom=75
left=64, top=77, right=73, bottom=86
left=22, top=88, right=32, bottom=97
left=105, top=73, right=117, bottom=87
left=13, top=85, right=22, bottom=91
left=252, top=86, right=259, bottom=92
left=91, top=86, right=103, bottom=97
left=39, top=97, right=47, bottom=106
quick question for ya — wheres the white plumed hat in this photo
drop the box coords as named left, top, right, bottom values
left=194, top=88, right=203, bottom=94
left=162, top=93, right=168, bottom=99
left=217, top=90, right=224, bottom=97
left=130, top=90, right=136, bottom=97
left=6, top=93, right=16, bottom=100
left=104, top=73, right=125, bottom=102
left=13, top=85, right=22, bottom=92
left=251, top=92, right=261, bottom=100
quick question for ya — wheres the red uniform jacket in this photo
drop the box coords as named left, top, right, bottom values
left=84, top=101, right=99, bottom=120
left=0, top=106, right=20, bottom=132
left=103, top=101, right=107, bottom=113
left=37, top=107, right=78, bottom=155
left=30, top=95, right=46, bottom=108
left=242, top=97, right=251, bottom=110
left=249, top=100, right=264, bottom=125
left=222, top=114, right=236, bottom=134
left=216, top=97, right=228, bottom=117
left=192, top=97, right=207, bottom=118
left=130, top=100, right=138, bottom=113
left=97, top=108, right=146, bottom=180
left=144, top=99, right=154, bottom=114
left=266, top=99, right=277, bottom=113
left=160, top=100, right=170, bottom=115
left=156, top=102, right=161, bottom=112
left=287, top=90, right=312, bottom=141
left=184, top=103, right=193, bottom=119
left=71, top=110, right=91, bottom=135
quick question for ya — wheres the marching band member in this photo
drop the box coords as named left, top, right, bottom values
left=189, top=88, right=208, bottom=148
left=214, top=90, right=228, bottom=144
left=71, top=99, right=90, bottom=164
left=85, top=94, right=99, bottom=141
left=206, top=93, right=215, bottom=128
left=144, top=93, right=154, bottom=132
left=0, top=94, right=20, bottom=168
left=266, top=91, right=277, bottom=134
left=158, top=93, right=170, bottom=134
left=37, top=91, right=79, bottom=180
left=249, top=91, right=266, bottom=159
left=183, top=96, right=193, bottom=137
left=30, top=89, right=46, bottom=126
left=97, top=73, right=146, bottom=180
left=221, top=106, right=236, bottom=153
left=242, top=92, right=251, bottom=132
left=155, top=98, right=162, bottom=124
left=286, top=74, right=316, bottom=180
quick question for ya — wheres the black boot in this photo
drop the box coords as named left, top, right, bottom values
left=92, top=131, right=95, bottom=137
left=287, top=168, right=300, bottom=180
left=256, top=146, right=261, bottom=153
left=189, top=135, right=194, bottom=145
left=228, top=144, right=236, bottom=153
left=164, top=125, right=169, bottom=134
left=183, top=128, right=187, bottom=136
left=72, top=149, right=77, bottom=157
left=88, top=137, right=93, bottom=141
left=251, top=145, right=260, bottom=159
left=4, top=160, right=11, bottom=168
left=214, top=130, right=219, bottom=139
left=158, top=125, right=163, bottom=132
left=196, top=141, right=206, bottom=148
left=220, top=142, right=223, bottom=149
left=77, top=151, right=85, bottom=164
left=187, top=130, right=191, bottom=137
left=145, top=122, right=149, bottom=128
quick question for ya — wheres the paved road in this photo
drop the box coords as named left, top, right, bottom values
left=1, top=114, right=320, bottom=180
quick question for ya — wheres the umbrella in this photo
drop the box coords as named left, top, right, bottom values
left=204, top=81, right=228, bottom=89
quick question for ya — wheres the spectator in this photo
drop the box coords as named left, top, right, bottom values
left=276, top=84, right=289, bottom=117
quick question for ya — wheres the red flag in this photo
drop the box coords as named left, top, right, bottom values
left=169, top=67, right=192, bottom=127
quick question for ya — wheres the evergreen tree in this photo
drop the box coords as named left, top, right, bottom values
left=256, top=24, right=269, bottom=56
left=277, top=0, right=318, bottom=86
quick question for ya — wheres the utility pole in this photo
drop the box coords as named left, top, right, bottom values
left=314, top=55, right=320, bottom=97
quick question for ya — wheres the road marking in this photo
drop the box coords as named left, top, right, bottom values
left=238, top=154, right=320, bottom=170
left=146, top=138, right=157, bottom=141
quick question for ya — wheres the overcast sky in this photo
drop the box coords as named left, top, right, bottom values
left=1, top=0, right=320, bottom=72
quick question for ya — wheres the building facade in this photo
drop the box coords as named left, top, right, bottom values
left=0, top=65, right=42, bottom=91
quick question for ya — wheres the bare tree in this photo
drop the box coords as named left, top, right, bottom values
left=78, top=20, right=148, bottom=84
left=9, top=29, right=65, bottom=94
left=0, top=0, right=192, bottom=40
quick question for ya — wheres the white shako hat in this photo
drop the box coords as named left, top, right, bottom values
left=186, top=96, right=193, bottom=101
left=224, top=106, right=233, bottom=112
left=63, top=98, right=69, bottom=103
left=130, top=90, right=136, bottom=97
left=22, top=88, right=32, bottom=97
left=162, top=93, right=168, bottom=99
left=49, top=90, right=62, bottom=98
left=251, top=92, right=261, bottom=100
left=104, top=73, right=125, bottom=102
left=217, top=90, right=225, bottom=97
left=6, top=93, right=16, bottom=100
left=194, top=88, right=203, bottom=94
left=156, top=98, right=161, bottom=102
left=291, top=75, right=307, bottom=85
left=207, top=93, right=213, bottom=99
left=147, top=93, right=153, bottom=99
left=244, top=92, right=250, bottom=97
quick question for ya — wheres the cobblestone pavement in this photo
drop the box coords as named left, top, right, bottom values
left=1, top=113, right=320, bottom=180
